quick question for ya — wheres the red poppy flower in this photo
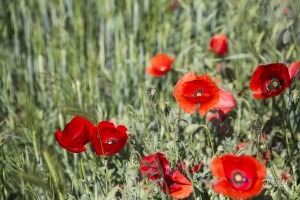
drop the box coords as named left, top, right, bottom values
left=288, top=62, right=300, bottom=81
left=140, top=153, right=193, bottom=199
left=209, top=34, right=228, bottom=56
left=90, top=121, right=128, bottom=156
left=145, top=54, right=175, bottom=76
left=140, top=152, right=170, bottom=181
left=210, top=154, right=266, bottom=199
left=249, top=63, right=291, bottom=99
left=173, top=73, right=220, bottom=115
left=55, top=116, right=94, bottom=153
left=177, top=160, right=203, bottom=175
left=236, top=142, right=249, bottom=151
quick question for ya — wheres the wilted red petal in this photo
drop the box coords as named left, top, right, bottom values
left=140, top=152, right=170, bottom=181
left=249, top=63, right=291, bottom=99
left=90, top=121, right=128, bottom=156
left=210, top=34, right=228, bottom=56
left=210, top=154, right=266, bottom=199
left=54, top=116, right=94, bottom=153
left=165, top=170, right=193, bottom=199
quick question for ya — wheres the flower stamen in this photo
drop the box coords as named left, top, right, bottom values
left=193, top=89, right=203, bottom=97
left=266, top=78, right=281, bottom=91
left=106, top=138, right=116, bottom=144
left=232, top=172, right=247, bottom=185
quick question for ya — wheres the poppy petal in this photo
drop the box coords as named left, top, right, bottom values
left=211, top=154, right=266, bottom=199
left=210, top=157, right=226, bottom=178
left=197, top=91, right=220, bottom=115
left=173, top=73, right=198, bottom=113
left=98, top=121, right=115, bottom=130
left=140, top=152, right=170, bottom=180
left=210, top=34, right=228, bottom=56
left=145, top=67, right=167, bottom=76
left=288, top=62, right=300, bottom=81
left=54, top=116, right=94, bottom=153
left=166, top=170, right=193, bottom=199
left=213, top=89, right=236, bottom=115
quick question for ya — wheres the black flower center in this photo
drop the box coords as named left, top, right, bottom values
left=267, top=78, right=281, bottom=91
left=193, top=89, right=203, bottom=97
left=105, top=138, right=116, bottom=144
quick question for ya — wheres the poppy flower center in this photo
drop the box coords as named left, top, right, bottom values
left=193, top=89, right=203, bottom=97
left=181, top=81, right=214, bottom=104
left=229, top=171, right=252, bottom=190
left=233, top=172, right=245, bottom=184
left=159, top=66, right=168, bottom=72
left=266, top=78, right=281, bottom=91
left=105, top=138, right=116, bottom=144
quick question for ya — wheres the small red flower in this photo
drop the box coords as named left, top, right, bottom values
left=140, top=153, right=193, bottom=199
left=145, top=54, right=175, bottom=76
left=288, top=62, right=300, bottom=81
left=236, top=142, right=250, bottom=151
left=90, top=121, right=128, bottom=156
left=280, top=171, right=292, bottom=183
left=173, top=73, right=220, bottom=115
left=209, top=34, right=228, bottom=56
left=249, top=63, right=291, bottom=99
left=210, top=154, right=266, bottom=199
left=177, top=160, right=203, bottom=175
left=55, top=116, right=94, bottom=153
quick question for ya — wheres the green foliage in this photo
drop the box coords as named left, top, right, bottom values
left=0, top=0, right=299, bottom=199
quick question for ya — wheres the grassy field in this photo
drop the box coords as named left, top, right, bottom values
left=0, top=0, right=300, bottom=199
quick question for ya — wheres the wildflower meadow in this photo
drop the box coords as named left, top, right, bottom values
left=1, top=0, right=300, bottom=199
